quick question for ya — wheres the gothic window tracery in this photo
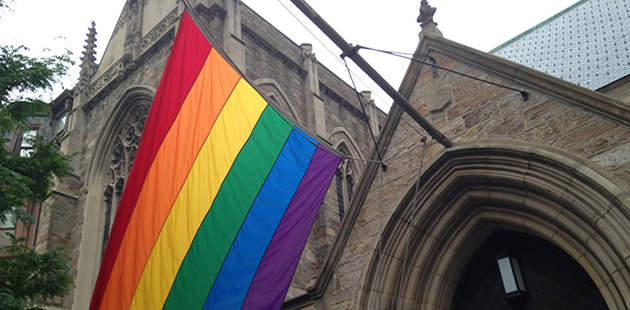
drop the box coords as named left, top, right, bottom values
left=335, top=145, right=355, bottom=221
left=102, top=103, right=148, bottom=255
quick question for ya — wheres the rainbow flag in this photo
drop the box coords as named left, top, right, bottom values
left=89, top=11, right=340, bottom=310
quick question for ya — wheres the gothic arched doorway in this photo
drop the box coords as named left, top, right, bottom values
left=360, top=141, right=630, bottom=310
left=452, top=230, right=607, bottom=310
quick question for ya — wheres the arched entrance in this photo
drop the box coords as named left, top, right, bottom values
left=452, top=230, right=607, bottom=310
left=360, top=141, right=630, bottom=310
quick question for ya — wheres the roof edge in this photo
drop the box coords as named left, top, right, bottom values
left=424, top=32, right=630, bottom=127
left=489, top=0, right=588, bottom=54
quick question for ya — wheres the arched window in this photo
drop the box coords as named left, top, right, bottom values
left=335, top=145, right=355, bottom=221
left=254, top=78, right=303, bottom=126
left=101, top=101, right=149, bottom=256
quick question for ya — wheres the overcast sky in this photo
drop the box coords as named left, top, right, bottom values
left=1, top=0, right=578, bottom=110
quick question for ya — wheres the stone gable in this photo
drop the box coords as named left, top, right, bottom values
left=304, top=30, right=630, bottom=310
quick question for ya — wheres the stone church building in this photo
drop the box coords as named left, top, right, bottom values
left=14, top=0, right=630, bottom=309
left=42, top=0, right=385, bottom=308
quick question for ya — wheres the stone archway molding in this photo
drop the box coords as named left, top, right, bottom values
left=73, top=85, right=155, bottom=310
left=253, top=78, right=303, bottom=126
left=330, top=127, right=366, bottom=162
left=329, top=127, right=367, bottom=176
left=360, top=140, right=630, bottom=310
left=86, top=85, right=156, bottom=187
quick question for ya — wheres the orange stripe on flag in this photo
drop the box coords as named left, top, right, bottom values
left=98, top=49, right=241, bottom=310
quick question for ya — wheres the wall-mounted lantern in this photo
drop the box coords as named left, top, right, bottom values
left=496, top=252, right=527, bottom=298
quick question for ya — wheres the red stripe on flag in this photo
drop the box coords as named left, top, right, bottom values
left=89, top=11, right=212, bottom=310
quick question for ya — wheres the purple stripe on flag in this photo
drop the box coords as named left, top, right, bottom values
left=241, top=148, right=341, bottom=310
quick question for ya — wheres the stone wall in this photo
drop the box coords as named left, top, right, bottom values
left=240, top=14, right=308, bottom=125
left=600, top=75, right=630, bottom=104
left=399, top=52, right=630, bottom=183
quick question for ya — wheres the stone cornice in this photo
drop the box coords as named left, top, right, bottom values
left=319, top=83, right=367, bottom=121
left=85, top=56, right=128, bottom=109
left=52, top=189, right=79, bottom=201
left=420, top=32, right=630, bottom=127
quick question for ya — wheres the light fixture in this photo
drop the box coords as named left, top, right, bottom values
left=496, top=252, right=527, bottom=298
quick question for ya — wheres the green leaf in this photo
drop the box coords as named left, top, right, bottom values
left=0, top=6, right=74, bottom=308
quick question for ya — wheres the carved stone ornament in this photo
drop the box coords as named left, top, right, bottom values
left=141, top=8, right=179, bottom=53
left=80, top=22, right=98, bottom=76
left=417, top=0, right=438, bottom=27
left=88, top=60, right=127, bottom=98
left=76, top=22, right=98, bottom=94
left=300, top=43, right=315, bottom=61
left=88, top=8, right=178, bottom=105
left=114, top=0, right=148, bottom=35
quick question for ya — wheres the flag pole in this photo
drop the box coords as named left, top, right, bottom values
left=289, top=0, right=452, bottom=148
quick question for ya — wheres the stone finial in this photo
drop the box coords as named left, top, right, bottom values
left=301, top=43, right=317, bottom=61
left=417, top=0, right=442, bottom=36
left=78, top=22, right=97, bottom=92
left=417, top=0, right=437, bottom=26
left=300, top=43, right=313, bottom=55
left=80, top=21, right=97, bottom=78
left=360, top=91, right=380, bottom=137
left=360, top=91, right=373, bottom=104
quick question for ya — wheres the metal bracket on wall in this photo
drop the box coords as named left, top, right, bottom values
left=429, top=56, right=438, bottom=78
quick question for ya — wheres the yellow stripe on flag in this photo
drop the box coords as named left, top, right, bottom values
left=128, top=78, right=268, bottom=310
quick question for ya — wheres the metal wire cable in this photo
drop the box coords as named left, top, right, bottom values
left=358, top=45, right=530, bottom=100
left=274, top=0, right=396, bottom=110
left=396, top=136, right=428, bottom=308
left=377, top=167, right=384, bottom=310
left=188, top=1, right=436, bottom=164
left=266, top=7, right=445, bottom=135
left=342, top=57, right=385, bottom=166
